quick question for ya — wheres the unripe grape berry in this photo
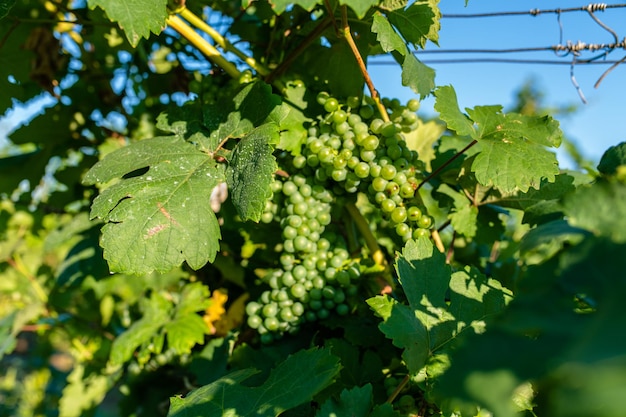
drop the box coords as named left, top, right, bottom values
left=324, top=98, right=339, bottom=113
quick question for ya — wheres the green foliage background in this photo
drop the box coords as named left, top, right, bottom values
left=1, top=1, right=626, bottom=416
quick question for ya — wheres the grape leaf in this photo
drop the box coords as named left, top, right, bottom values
left=340, top=0, right=379, bottom=18
left=273, top=82, right=310, bottom=154
left=204, top=81, right=281, bottom=143
left=316, top=384, right=373, bottom=417
left=367, top=238, right=512, bottom=377
left=597, top=141, right=626, bottom=175
left=226, top=124, right=278, bottom=222
left=59, top=364, right=117, bottom=417
left=167, top=348, right=341, bottom=417
left=495, top=174, right=576, bottom=225
left=371, top=14, right=434, bottom=98
left=472, top=139, right=559, bottom=193
left=83, top=136, right=224, bottom=274
left=372, top=14, right=406, bottom=53
left=435, top=86, right=562, bottom=193
left=164, top=282, right=211, bottom=354
left=87, top=0, right=168, bottom=47
left=109, top=292, right=171, bottom=365
left=387, top=0, right=441, bottom=48
left=267, top=0, right=320, bottom=15
left=401, top=53, right=435, bottom=99
left=434, top=86, right=476, bottom=137
left=437, top=184, right=478, bottom=238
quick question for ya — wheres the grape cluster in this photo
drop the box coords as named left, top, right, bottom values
left=300, top=93, right=434, bottom=240
left=247, top=93, right=435, bottom=342
left=247, top=174, right=362, bottom=343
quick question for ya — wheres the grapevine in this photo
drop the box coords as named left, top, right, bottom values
left=1, top=2, right=624, bottom=417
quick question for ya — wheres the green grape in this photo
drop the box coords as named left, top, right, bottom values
left=292, top=302, right=305, bottom=317
left=336, top=303, right=349, bottom=316
left=347, top=96, right=360, bottom=108
left=335, top=270, right=351, bottom=286
left=372, top=177, right=388, bottom=192
left=413, top=228, right=430, bottom=239
left=290, top=283, right=306, bottom=299
left=247, top=315, right=262, bottom=328
left=381, top=164, right=397, bottom=181
left=292, top=154, right=307, bottom=169
left=390, top=206, right=407, bottom=224
left=395, top=222, right=410, bottom=237
left=322, top=286, right=335, bottom=299
left=408, top=206, right=422, bottom=221
left=407, top=98, right=420, bottom=112
left=359, top=105, right=375, bottom=119
left=359, top=149, right=376, bottom=162
left=262, top=303, right=278, bottom=318
left=400, top=182, right=415, bottom=198
left=279, top=307, right=295, bottom=322
left=418, top=214, right=434, bottom=229
left=246, top=301, right=262, bottom=316
left=362, top=135, right=379, bottom=151
left=317, top=308, right=330, bottom=319
left=332, top=109, right=348, bottom=124
left=317, top=91, right=330, bottom=105
left=264, top=317, right=280, bottom=331
left=354, top=162, right=370, bottom=178
left=381, top=198, right=396, bottom=213
left=281, top=272, right=296, bottom=287
left=324, top=97, right=339, bottom=113
left=332, top=168, right=347, bottom=182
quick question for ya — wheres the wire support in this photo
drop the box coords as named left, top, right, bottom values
left=369, top=58, right=626, bottom=65
left=442, top=3, right=625, bottom=18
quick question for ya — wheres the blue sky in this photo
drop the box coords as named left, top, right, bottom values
left=2, top=1, right=625, bottom=167
left=369, top=1, right=626, bottom=167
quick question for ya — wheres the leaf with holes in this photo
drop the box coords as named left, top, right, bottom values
left=83, top=136, right=224, bottom=274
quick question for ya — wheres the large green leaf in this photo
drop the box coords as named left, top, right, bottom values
left=167, top=348, right=341, bottom=417
left=226, top=124, right=278, bottom=222
left=83, top=136, right=224, bottom=274
left=367, top=238, right=512, bottom=378
left=87, top=0, right=168, bottom=47
left=387, top=0, right=440, bottom=48
left=435, top=86, right=562, bottom=193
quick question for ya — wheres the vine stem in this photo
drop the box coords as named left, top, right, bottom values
left=386, top=374, right=410, bottom=404
left=416, top=139, right=478, bottom=192
left=339, top=6, right=389, bottom=122
left=178, top=8, right=270, bottom=77
left=166, top=15, right=241, bottom=79
left=345, top=202, right=385, bottom=266
left=266, top=16, right=334, bottom=84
